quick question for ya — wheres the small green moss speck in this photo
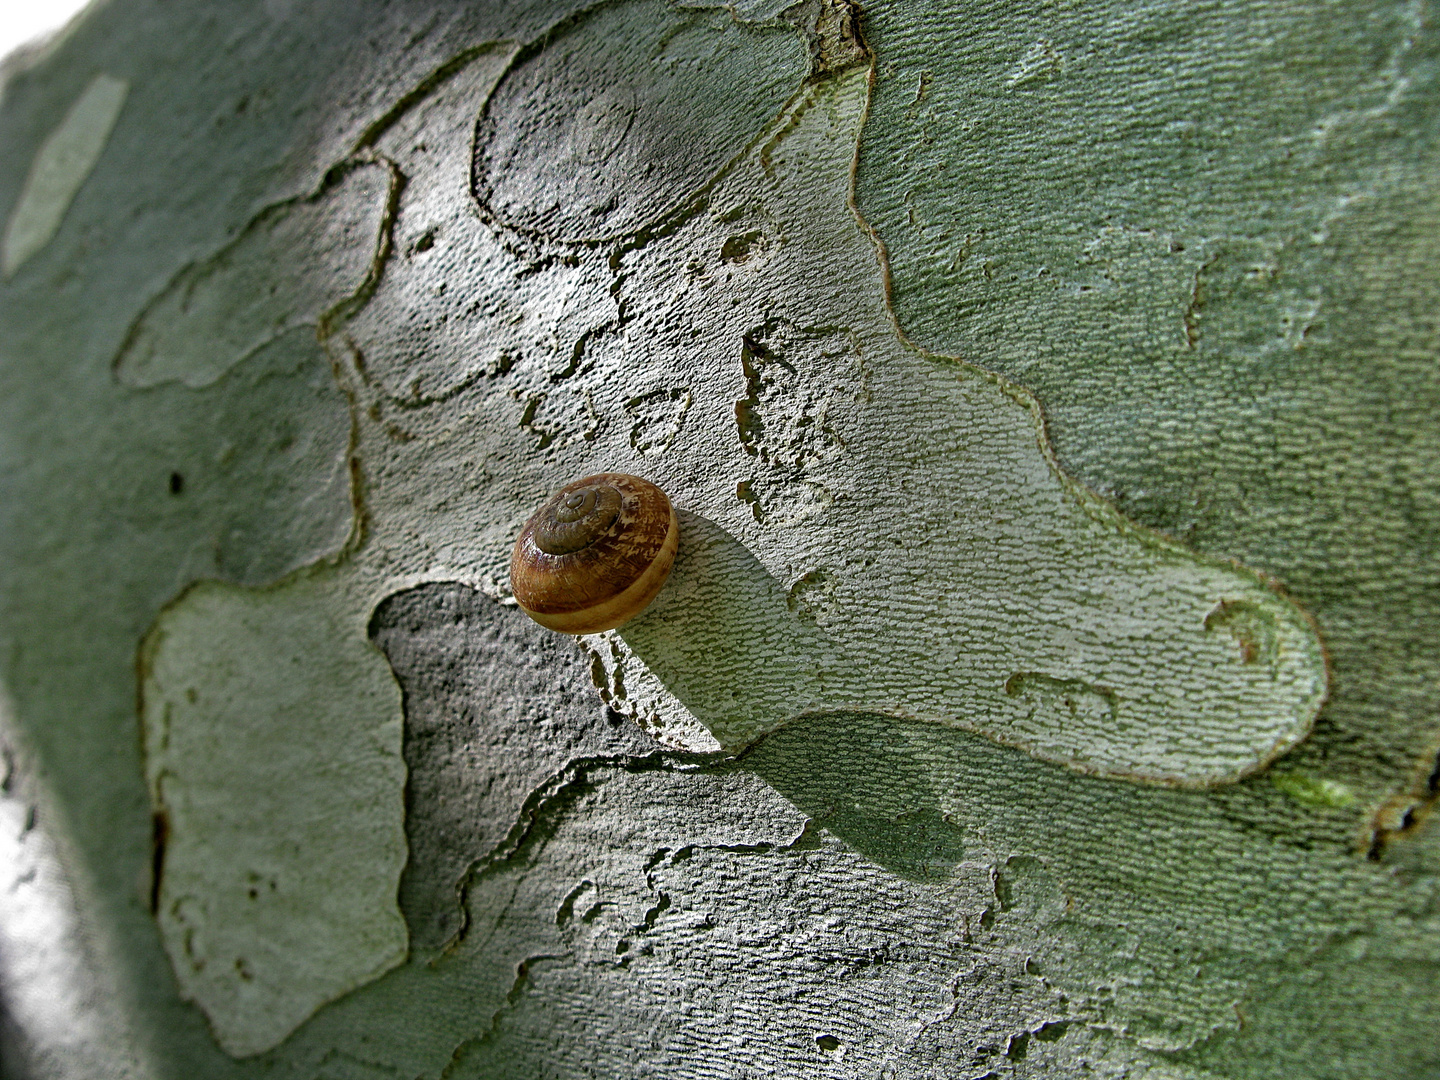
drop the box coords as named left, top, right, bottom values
left=1272, top=770, right=1356, bottom=809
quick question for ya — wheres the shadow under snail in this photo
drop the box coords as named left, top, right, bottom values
left=510, top=473, right=680, bottom=634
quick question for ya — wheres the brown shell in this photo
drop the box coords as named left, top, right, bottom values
left=509, top=473, right=679, bottom=634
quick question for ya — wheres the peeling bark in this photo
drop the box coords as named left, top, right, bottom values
left=0, top=1, right=1437, bottom=1077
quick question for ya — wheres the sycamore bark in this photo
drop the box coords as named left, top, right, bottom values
left=0, top=1, right=1437, bottom=1078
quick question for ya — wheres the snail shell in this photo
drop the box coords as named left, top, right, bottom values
left=510, top=473, right=679, bottom=634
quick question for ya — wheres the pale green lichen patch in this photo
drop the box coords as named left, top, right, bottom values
left=2, top=72, right=126, bottom=278
left=140, top=567, right=407, bottom=1058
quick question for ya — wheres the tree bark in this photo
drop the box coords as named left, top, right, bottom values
left=0, top=0, right=1436, bottom=1077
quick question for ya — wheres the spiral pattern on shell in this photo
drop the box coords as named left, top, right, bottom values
left=510, top=473, right=679, bottom=634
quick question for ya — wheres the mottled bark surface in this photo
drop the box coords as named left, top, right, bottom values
left=0, top=1, right=1437, bottom=1077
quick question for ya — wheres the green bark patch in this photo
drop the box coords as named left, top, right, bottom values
left=140, top=568, right=407, bottom=1057
left=114, top=159, right=396, bottom=390
left=852, top=0, right=1440, bottom=812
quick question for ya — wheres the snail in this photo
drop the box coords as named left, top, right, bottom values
left=510, top=473, right=680, bottom=634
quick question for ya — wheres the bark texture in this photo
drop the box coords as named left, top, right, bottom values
left=0, top=0, right=1437, bottom=1077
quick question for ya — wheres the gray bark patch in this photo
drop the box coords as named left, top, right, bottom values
left=369, top=584, right=661, bottom=954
